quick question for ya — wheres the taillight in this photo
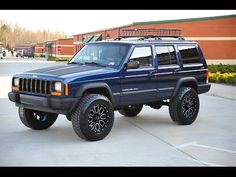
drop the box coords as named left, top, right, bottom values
left=206, top=69, right=209, bottom=83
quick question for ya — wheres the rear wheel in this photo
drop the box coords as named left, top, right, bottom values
left=169, top=87, right=199, bottom=125
left=18, top=107, right=58, bottom=129
left=118, top=104, right=143, bottom=117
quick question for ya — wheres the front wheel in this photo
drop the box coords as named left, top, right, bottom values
left=18, top=107, right=58, bottom=129
left=118, top=104, right=143, bottom=117
left=169, top=87, right=199, bottom=125
left=71, top=94, right=114, bottom=141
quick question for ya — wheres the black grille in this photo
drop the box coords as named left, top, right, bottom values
left=19, top=78, right=51, bottom=94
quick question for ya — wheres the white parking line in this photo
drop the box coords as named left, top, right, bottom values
left=174, top=141, right=197, bottom=148
left=194, top=143, right=236, bottom=154
left=174, top=141, right=236, bottom=154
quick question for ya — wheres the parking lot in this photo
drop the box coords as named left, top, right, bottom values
left=0, top=57, right=235, bottom=166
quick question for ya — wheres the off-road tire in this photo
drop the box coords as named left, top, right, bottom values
left=18, top=107, right=58, bottom=130
left=169, top=87, right=199, bottom=125
left=118, top=104, right=143, bottom=117
left=71, top=94, right=114, bottom=141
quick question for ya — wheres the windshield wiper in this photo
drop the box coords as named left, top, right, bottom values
left=84, top=62, right=106, bottom=67
left=68, top=61, right=83, bottom=65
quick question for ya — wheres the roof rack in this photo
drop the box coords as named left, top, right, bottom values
left=115, top=28, right=184, bottom=40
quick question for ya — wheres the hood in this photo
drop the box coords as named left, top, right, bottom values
left=26, top=64, right=107, bottom=76
left=24, top=64, right=118, bottom=80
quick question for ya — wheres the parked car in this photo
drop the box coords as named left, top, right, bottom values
left=0, top=48, right=4, bottom=59
left=8, top=28, right=211, bottom=141
left=23, top=49, right=34, bottom=58
left=16, top=50, right=23, bottom=57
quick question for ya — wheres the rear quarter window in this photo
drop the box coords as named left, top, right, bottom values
left=178, top=45, right=202, bottom=65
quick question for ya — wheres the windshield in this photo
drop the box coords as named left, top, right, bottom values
left=69, top=43, right=130, bottom=68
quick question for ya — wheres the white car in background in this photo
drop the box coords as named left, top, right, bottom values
left=0, top=48, right=4, bottom=59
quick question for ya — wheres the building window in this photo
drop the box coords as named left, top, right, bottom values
left=178, top=45, right=202, bottom=64
left=156, top=46, right=177, bottom=66
left=129, top=47, right=152, bottom=68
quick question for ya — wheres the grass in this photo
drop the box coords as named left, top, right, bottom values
left=47, top=56, right=70, bottom=62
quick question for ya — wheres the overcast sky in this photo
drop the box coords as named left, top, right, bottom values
left=0, top=10, right=235, bottom=36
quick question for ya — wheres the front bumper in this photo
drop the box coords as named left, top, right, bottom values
left=8, top=92, right=79, bottom=114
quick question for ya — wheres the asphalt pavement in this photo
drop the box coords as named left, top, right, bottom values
left=0, top=56, right=235, bottom=166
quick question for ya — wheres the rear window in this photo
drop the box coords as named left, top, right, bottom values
left=178, top=45, right=202, bottom=64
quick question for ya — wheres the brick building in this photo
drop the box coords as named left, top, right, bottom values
left=35, top=42, right=44, bottom=56
left=73, top=14, right=236, bottom=64
left=35, top=38, right=74, bottom=57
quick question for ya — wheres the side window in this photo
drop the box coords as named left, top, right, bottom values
left=178, top=45, right=202, bottom=64
left=130, top=47, right=152, bottom=68
left=155, top=46, right=177, bottom=66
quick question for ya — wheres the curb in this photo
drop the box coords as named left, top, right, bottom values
left=205, top=83, right=236, bottom=100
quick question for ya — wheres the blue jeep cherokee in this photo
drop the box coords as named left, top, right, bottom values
left=8, top=29, right=211, bottom=141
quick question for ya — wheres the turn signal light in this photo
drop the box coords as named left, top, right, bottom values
left=65, top=83, right=69, bottom=96
left=12, top=86, right=19, bottom=92
left=51, top=92, right=61, bottom=96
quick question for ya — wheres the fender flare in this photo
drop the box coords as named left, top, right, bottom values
left=171, top=77, right=198, bottom=99
left=75, top=82, right=114, bottom=103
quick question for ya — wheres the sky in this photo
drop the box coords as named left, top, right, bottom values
left=0, top=10, right=235, bottom=36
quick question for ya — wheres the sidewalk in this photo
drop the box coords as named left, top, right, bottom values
left=206, top=83, right=236, bottom=100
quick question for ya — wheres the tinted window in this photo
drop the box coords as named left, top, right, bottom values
left=130, top=47, right=152, bottom=68
left=155, top=46, right=177, bottom=66
left=178, top=45, right=201, bottom=64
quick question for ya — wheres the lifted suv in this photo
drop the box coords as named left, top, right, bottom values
left=8, top=29, right=211, bottom=141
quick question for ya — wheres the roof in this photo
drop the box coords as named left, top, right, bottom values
left=73, top=14, right=236, bottom=36
left=88, top=40, right=197, bottom=45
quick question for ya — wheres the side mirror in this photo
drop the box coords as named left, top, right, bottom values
left=126, top=60, right=140, bottom=70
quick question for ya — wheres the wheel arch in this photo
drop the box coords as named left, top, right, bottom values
left=171, top=77, right=198, bottom=99
left=75, top=82, right=114, bottom=103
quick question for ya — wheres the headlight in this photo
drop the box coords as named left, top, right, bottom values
left=54, top=82, right=62, bottom=92
left=13, top=78, right=19, bottom=87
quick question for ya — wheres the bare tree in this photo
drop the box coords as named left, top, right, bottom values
left=0, top=20, right=66, bottom=49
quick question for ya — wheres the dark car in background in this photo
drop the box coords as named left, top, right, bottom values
left=16, top=49, right=34, bottom=58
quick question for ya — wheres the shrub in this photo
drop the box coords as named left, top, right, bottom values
left=208, top=63, right=236, bottom=73
left=47, top=56, right=70, bottom=62
left=209, top=72, right=236, bottom=85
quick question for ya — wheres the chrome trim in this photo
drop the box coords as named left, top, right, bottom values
left=30, top=79, right=33, bottom=92
left=127, top=67, right=155, bottom=72
left=179, top=69, right=207, bottom=73
left=154, top=72, right=173, bottom=76
left=122, top=89, right=157, bottom=95
left=158, top=65, right=180, bottom=69
left=158, top=87, right=174, bottom=91
left=183, top=63, right=203, bottom=67
left=112, top=92, right=121, bottom=96
left=39, top=80, right=42, bottom=93
left=125, top=74, right=149, bottom=78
